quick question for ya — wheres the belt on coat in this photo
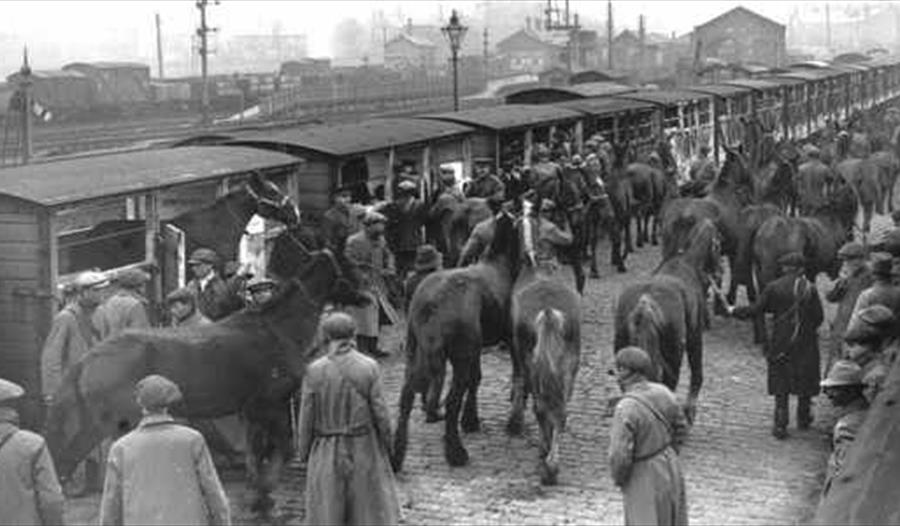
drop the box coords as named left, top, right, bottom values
left=314, top=425, right=370, bottom=438
left=633, top=442, right=673, bottom=463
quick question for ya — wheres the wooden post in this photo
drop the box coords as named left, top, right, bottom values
left=144, top=191, right=162, bottom=305
left=712, top=98, right=721, bottom=163
left=286, top=165, right=300, bottom=209
left=524, top=129, right=534, bottom=168
left=493, top=134, right=500, bottom=175
left=575, top=121, right=584, bottom=153
left=386, top=147, right=396, bottom=201
left=462, top=136, right=473, bottom=181
left=421, top=145, right=431, bottom=201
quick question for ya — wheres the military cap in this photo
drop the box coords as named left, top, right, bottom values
left=74, top=271, right=110, bottom=290
left=320, top=311, right=357, bottom=341
left=615, top=346, right=656, bottom=379
left=397, top=180, right=418, bottom=192
left=165, top=287, right=195, bottom=305
left=837, top=242, right=866, bottom=260
left=777, top=252, right=805, bottom=268
left=413, top=244, right=443, bottom=272
left=0, top=378, right=25, bottom=403
left=821, top=360, right=864, bottom=387
left=362, top=211, right=387, bottom=226
left=188, top=247, right=219, bottom=265
left=246, top=276, right=277, bottom=292
left=845, top=305, right=895, bottom=343
left=135, top=374, right=183, bottom=410
left=113, top=268, right=151, bottom=288
left=871, top=251, right=894, bottom=277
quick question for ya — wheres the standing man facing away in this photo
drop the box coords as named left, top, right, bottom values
left=296, top=312, right=399, bottom=526
left=0, top=378, right=64, bottom=526
left=94, top=267, right=152, bottom=340
left=608, top=347, right=688, bottom=526
left=99, top=374, right=230, bottom=526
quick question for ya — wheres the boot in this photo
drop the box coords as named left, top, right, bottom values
left=797, top=396, right=813, bottom=430
left=772, top=394, right=789, bottom=439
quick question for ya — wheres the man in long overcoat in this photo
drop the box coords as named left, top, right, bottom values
left=94, top=267, right=152, bottom=339
left=344, top=211, right=395, bottom=358
left=825, top=242, right=873, bottom=375
left=378, top=180, right=427, bottom=279
left=819, top=360, right=869, bottom=498
left=608, top=347, right=688, bottom=526
left=0, top=378, right=64, bottom=526
left=733, top=252, right=824, bottom=439
left=99, top=375, right=230, bottom=526
left=297, top=312, right=399, bottom=526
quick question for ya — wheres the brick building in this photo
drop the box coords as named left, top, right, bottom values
left=496, top=27, right=565, bottom=74
left=384, top=33, right=438, bottom=71
left=691, top=6, right=786, bottom=68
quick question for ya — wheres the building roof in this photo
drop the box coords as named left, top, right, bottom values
left=496, top=29, right=565, bottom=52
left=720, top=78, right=790, bottom=91
left=0, top=146, right=300, bottom=207
left=422, top=104, right=583, bottom=131
left=5, top=69, right=88, bottom=83
left=554, top=97, right=655, bottom=116
left=63, top=61, right=150, bottom=70
left=695, top=6, right=784, bottom=32
left=229, top=118, right=472, bottom=157
left=386, top=33, right=437, bottom=48
left=504, top=81, right=636, bottom=103
left=615, top=89, right=712, bottom=106
left=682, top=84, right=753, bottom=98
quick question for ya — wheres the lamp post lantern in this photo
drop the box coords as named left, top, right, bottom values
left=442, top=10, right=468, bottom=111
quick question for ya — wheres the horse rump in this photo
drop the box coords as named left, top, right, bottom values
left=624, top=294, right=667, bottom=384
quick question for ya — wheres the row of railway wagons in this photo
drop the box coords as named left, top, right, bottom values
left=3, top=55, right=900, bottom=427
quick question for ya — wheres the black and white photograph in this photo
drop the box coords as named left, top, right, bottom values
left=0, top=1, right=897, bottom=524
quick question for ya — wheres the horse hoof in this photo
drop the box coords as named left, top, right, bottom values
left=540, top=463, right=559, bottom=486
left=506, top=416, right=524, bottom=436
left=616, top=265, right=627, bottom=274
left=589, top=270, right=600, bottom=279
left=461, top=416, right=481, bottom=433
left=444, top=442, right=470, bottom=467
left=390, top=454, right=404, bottom=473
left=250, top=495, right=275, bottom=515
left=683, top=405, right=697, bottom=427
left=425, top=410, right=445, bottom=423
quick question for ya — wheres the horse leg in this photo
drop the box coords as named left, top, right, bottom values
left=634, top=209, right=645, bottom=249
left=424, top=367, right=446, bottom=423
left=443, top=356, right=471, bottom=467
left=245, top=402, right=291, bottom=516
left=683, top=329, right=703, bottom=426
left=460, top=358, right=482, bottom=433
left=391, top=377, right=417, bottom=473
left=506, top=338, right=527, bottom=436
left=624, top=216, right=635, bottom=255
left=535, top=409, right=559, bottom=486
left=609, top=220, right=626, bottom=273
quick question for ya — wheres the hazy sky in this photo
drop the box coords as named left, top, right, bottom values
left=0, top=1, right=875, bottom=69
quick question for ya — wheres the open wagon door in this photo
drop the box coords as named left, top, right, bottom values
left=159, top=223, right=186, bottom=306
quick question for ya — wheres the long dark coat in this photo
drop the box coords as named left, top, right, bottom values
left=736, top=271, right=824, bottom=396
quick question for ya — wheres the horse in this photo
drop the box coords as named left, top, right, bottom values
left=603, top=141, right=636, bottom=273
left=835, top=156, right=882, bottom=237
left=506, top=264, right=580, bottom=485
left=869, top=148, right=898, bottom=213
left=749, top=188, right=858, bottom=343
left=753, top=136, right=798, bottom=216
left=429, top=197, right=491, bottom=268
left=731, top=203, right=783, bottom=318
left=625, top=158, right=668, bottom=248
left=392, top=211, right=520, bottom=471
left=44, top=229, right=366, bottom=515
left=614, top=218, right=722, bottom=424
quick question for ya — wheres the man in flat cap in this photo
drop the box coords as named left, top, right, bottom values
left=843, top=304, right=897, bottom=404
left=850, top=251, right=900, bottom=324
left=608, top=347, right=688, bottom=526
left=0, top=378, right=64, bottom=525
left=825, top=242, right=873, bottom=375
left=94, top=267, right=152, bottom=340
left=321, top=185, right=361, bottom=252
left=344, top=211, right=395, bottom=358
left=297, top=312, right=399, bottom=526
left=41, top=270, right=109, bottom=495
left=820, top=360, right=869, bottom=498
left=99, top=374, right=230, bottom=526
left=404, top=244, right=443, bottom=311
left=378, top=179, right=428, bottom=280
left=186, top=247, right=249, bottom=322
left=167, top=287, right=212, bottom=328
left=465, top=158, right=506, bottom=202
left=732, top=252, right=824, bottom=439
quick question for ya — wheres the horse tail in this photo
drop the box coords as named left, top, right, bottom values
left=626, top=294, right=665, bottom=383
left=532, top=308, right=569, bottom=413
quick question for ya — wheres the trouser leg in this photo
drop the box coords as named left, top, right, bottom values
left=797, top=396, right=813, bottom=429
left=773, top=394, right=789, bottom=439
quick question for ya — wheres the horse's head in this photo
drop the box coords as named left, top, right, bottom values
left=485, top=211, right=520, bottom=275
left=246, top=172, right=300, bottom=227
left=683, top=219, right=723, bottom=280
left=717, top=146, right=754, bottom=203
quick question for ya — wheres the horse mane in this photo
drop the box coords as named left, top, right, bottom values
left=484, top=212, right=519, bottom=270
left=532, top=308, right=569, bottom=415
left=626, top=295, right=665, bottom=383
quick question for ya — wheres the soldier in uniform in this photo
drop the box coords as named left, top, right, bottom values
left=379, top=180, right=427, bottom=280
left=796, top=145, right=835, bottom=215
left=531, top=144, right=565, bottom=203
left=403, top=244, right=442, bottom=311
left=825, top=242, right=873, bottom=375
left=820, top=360, right=869, bottom=498
left=732, top=252, right=824, bottom=439
left=608, top=346, right=688, bottom=526
left=321, top=186, right=361, bottom=251
left=185, top=248, right=249, bottom=321
left=464, top=158, right=505, bottom=201
left=344, top=211, right=395, bottom=359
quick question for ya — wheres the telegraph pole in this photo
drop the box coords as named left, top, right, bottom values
left=19, top=47, right=32, bottom=165
left=156, top=13, right=165, bottom=79
left=196, top=0, right=217, bottom=126
left=607, top=0, right=614, bottom=70
left=544, top=0, right=580, bottom=74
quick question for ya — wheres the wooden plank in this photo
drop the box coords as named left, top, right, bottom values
left=0, top=242, right=41, bottom=261
left=0, top=262, right=40, bottom=279
left=0, top=212, right=38, bottom=224
left=1, top=223, right=40, bottom=242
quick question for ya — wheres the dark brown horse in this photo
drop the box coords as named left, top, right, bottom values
left=604, top=141, right=636, bottom=272
left=869, top=149, right=898, bottom=213
left=428, top=196, right=491, bottom=267
left=626, top=159, right=669, bottom=248
left=731, top=203, right=783, bottom=319
left=44, top=231, right=365, bottom=515
left=750, top=187, right=858, bottom=343
left=835, top=156, right=882, bottom=237
left=506, top=265, right=580, bottom=485
left=615, top=218, right=722, bottom=424
left=392, top=211, right=520, bottom=471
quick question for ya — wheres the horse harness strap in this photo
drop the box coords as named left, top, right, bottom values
left=622, top=393, right=675, bottom=463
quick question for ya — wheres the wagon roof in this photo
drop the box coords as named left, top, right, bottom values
left=229, top=118, right=473, bottom=157
left=614, top=89, right=712, bottom=106
left=553, top=97, right=655, bottom=116
left=421, top=104, right=584, bottom=131
left=682, top=84, right=753, bottom=97
left=719, top=78, right=790, bottom=91
left=0, top=146, right=301, bottom=207
left=504, top=81, right=636, bottom=101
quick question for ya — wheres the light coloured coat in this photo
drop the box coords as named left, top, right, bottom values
left=0, top=407, right=64, bottom=526
left=99, top=414, right=231, bottom=526
left=94, top=288, right=151, bottom=340
left=40, top=302, right=99, bottom=397
left=297, top=342, right=399, bottom=525
left=343, top=231, right=395, bottom=338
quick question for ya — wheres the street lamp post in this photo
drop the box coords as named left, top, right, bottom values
left=442, top=10, right=468, bottom=112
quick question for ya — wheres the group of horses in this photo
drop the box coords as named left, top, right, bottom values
left=42, top=105, right=900, bottom=516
